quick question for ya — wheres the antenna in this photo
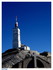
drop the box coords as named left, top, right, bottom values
left=15, top=16, right=18, bottom=27
left=16, top=16, right=18, bottom=22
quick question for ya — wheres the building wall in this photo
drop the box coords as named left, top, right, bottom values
left=13, top=28, right=21, bottom=48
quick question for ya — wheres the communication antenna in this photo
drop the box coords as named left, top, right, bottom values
left=16, top=16, right=18, bottom=22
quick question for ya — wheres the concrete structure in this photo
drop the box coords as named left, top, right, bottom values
left=13, top=16, right=21, bottom=48
left=2, top=49, right=51, bottom=68
left=21, top=44, right=30, bottom=50
left=13, top=17, right=30, bottom=50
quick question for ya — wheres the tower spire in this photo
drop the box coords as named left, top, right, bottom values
left=15, top=16, right=18, bottom=27
left=16, top=16, right=17, bottom=22
left=13, top=17, right=21, bottom=48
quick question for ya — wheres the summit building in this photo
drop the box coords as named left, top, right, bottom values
left=13, top=17, right=30, bottom=50
left=13, top=16, right=21, bottom=48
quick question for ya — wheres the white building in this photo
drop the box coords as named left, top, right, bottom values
left=13, top=16, right=30, bottom=50
left=13, top=17, right=21, bottom=48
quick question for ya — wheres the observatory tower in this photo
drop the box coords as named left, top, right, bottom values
left=13, top=16, right=21, bottom=48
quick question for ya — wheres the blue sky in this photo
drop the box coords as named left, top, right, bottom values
left=2, top=2, right=51, bottom=53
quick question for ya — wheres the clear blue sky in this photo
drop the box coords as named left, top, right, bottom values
left=2, top=2, right=51, bottom=53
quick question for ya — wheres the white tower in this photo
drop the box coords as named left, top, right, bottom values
left=13, top=16, right=21, bottom=48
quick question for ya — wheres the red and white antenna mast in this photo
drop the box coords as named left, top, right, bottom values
left=15, top=16, right=18, bottom=27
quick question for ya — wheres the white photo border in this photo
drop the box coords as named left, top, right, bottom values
left=0, top=0, right=53, bottom=70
